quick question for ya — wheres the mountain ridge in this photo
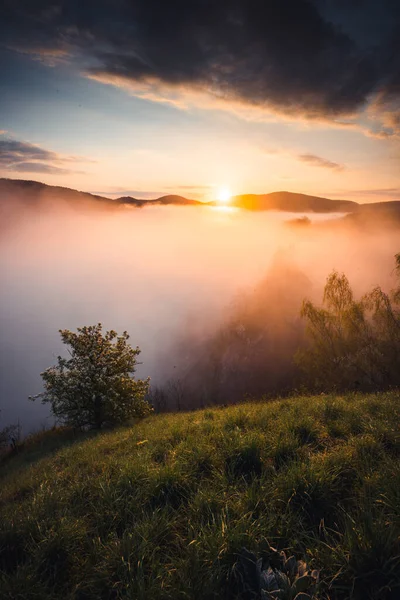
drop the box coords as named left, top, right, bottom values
left=1, top=177, right=399, bottom=214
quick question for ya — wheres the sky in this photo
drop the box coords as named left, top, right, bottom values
left=0, top=0, right=400, bottom=202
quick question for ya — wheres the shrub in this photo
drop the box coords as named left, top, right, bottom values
left=0, top=412, right=21, bottom=454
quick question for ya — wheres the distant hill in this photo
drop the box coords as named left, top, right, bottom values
left=119, top=194, right=202, bottom=207
left=343, top=200, right=400, bottom=228
left=0, top=179, right=204, bottom=210
left=357, top=200, right=400, bottom=212
left=0, top=178, right=114, bottom=208
left=229, top=191, right=358, bottom=212
left=1, top=178, right=400, bottom=218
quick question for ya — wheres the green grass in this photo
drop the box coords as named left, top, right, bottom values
left=1, top=392, right=400, bottom=599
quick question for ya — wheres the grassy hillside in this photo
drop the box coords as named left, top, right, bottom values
left=1, top=393, right=400, bottom=599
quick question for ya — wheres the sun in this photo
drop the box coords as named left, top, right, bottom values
left=217, top=187, right=232, bottom=204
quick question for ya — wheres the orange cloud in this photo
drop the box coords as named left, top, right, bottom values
left=87, top=71, right=400, bottom=143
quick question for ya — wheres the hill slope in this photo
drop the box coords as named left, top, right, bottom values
left=0, top=178, right=114, bottom=208
left=1, top=392, right=400, bottom=599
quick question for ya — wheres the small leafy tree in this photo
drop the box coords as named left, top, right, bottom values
left=298, top=254, right=400, bottom=391
left=298, top=271, right=371, bottom=389
left=30, top=324, right=152, bottom=429
left=362, top=253, right=400, bottom=385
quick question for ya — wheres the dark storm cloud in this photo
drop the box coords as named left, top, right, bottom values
left=0, top=137, right=81, bottom=175
left=298, top=154, right=344, bottom=171
left=1, top=1, right=400, bottom=129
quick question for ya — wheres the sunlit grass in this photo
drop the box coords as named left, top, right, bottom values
left=1, top=392, right=400, bottom=599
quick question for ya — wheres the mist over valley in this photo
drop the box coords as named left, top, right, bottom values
left=1, top=179, right=399, bottom=431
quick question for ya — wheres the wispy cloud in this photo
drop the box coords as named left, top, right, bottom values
left=167, top=185, right=213, bottom=191
left=297, top=153, right=345, bottom=171
left=260, top=145, right=346, bottom=171
left=7, top=46, right=71, bottom=67
left=0, top=135, right=86, bottom=175
left=10, top=162, right=75, bottom=175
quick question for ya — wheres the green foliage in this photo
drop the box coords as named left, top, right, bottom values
left=30, top=324, right=152, bottom=429
left=2, top=392, right=400, bottom=599
left=298, top=254, right=400, bottom=391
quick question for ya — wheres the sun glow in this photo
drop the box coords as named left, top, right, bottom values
left=217, top=187, right=232, bottom=204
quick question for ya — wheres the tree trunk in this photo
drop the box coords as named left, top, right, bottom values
left=94, top=395, right=103, bottom=429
